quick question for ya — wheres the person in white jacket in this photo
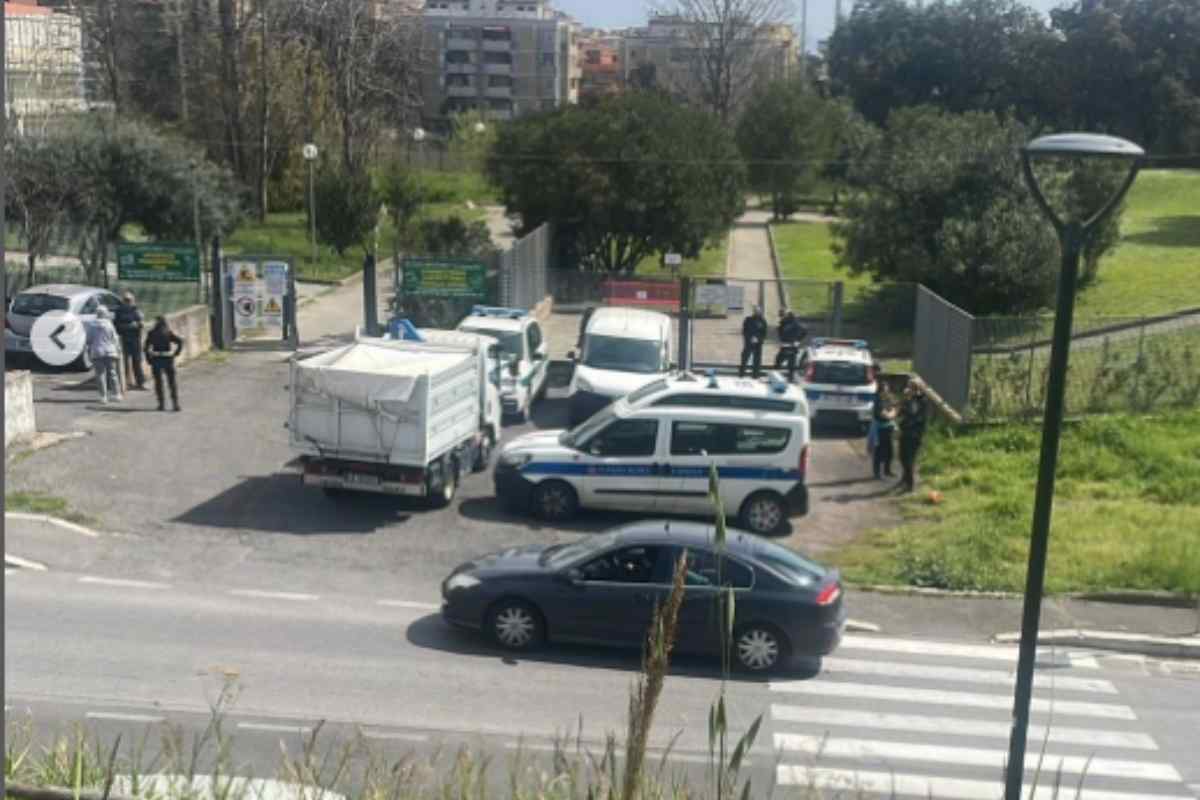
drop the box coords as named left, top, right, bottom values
left=85, top=307, right=123, bottom=403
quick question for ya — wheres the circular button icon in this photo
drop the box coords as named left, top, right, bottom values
left=31, top=310, right=87, bottom=367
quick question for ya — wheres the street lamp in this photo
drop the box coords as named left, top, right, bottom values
left=1003, top=133, right=1143, bottom=800
left=302, top=143, right=319, bottom=268
left=473, top=121, right=487, bottom=135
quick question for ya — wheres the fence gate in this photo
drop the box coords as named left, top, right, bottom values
left=913, top=285, right=974, bottom=414
left=219, top=255, right=299, bottom=349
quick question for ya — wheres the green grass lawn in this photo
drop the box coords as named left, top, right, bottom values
left=635, top=237, right=728, bottom=279
left=833, top=409, right=1200, bottom=593
left=223, top=212, right=370, bottom=283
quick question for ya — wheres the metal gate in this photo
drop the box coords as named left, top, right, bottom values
left=913, top=285, right=974, bottom=413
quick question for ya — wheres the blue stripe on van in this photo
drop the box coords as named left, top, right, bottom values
left=520, top=462, right=802, bottom=481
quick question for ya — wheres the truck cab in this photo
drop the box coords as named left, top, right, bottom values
left=457, top=306, right=549, bottom=422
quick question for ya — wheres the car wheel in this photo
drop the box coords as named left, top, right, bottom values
left=487, top=598, right=545, bottom=651
left=739, top=491, right=787, bottom=535
left=531, top=480, right=578, bottom=522
left=429, top=456, right=459, bottom=508
left=473, top=431, right=494, bottom=472
left=734, top=623, right=790, bottom=673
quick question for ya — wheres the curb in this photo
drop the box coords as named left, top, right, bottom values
left=5, top=553, right=48, bottom=571
left=763, top=223, right=790, bottom=312
left=848, top=583, right=1199, bottom=610
left=297, top=271, right=364, bottom=288
left=4, top=512, right=100, bottom=538
left=847, top=583, right=1024, bottom=601
left=992, top=629, right=1200, bottom=660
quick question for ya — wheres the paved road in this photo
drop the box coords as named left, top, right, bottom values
left=6, top=568, right=1199, bottom=799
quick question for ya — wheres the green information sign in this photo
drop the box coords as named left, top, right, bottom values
left=117, top=243, right=200, bottom=282
left=401, top=258, right=487, bottom=298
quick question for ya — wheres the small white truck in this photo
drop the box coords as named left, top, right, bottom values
left=289, top=331, right=501, bottom=506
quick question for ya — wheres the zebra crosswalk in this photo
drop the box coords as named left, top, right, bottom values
left=769, top=634, right=1195, bottom=800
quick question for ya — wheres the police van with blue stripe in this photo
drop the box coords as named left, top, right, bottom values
left=495, top=372, right=811, bottom=535
left=457, top=306, right=549, bottom=421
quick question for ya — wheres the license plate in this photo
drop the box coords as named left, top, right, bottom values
left=345, top=472, right=380, bottom=487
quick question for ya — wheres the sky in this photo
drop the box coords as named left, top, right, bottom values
left=556, top=0, right=1069, bottom=54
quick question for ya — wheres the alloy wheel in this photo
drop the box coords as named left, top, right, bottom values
left=494, top=605, right=537, bottom=649
left=737, top=627, right=781, bottom=671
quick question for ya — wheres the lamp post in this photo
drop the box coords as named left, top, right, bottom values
left=190, top=160, right=204, bottom=303
left=1003, top=133, right=1143, bottom=800
left=302, top=142, right=319, bottom=268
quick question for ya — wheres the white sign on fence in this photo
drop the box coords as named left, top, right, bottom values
left=664, top=253, right=683, bottom=266
left=726, top=285, right=746, bottom=311
left=694, top=283, right=727, bottom=307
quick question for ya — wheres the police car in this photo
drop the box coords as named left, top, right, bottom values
left=458, top=306, right=549, bottom=421
left=798, top=338, right=878, bottom=432
left=495, top=371, right=811, bottom=535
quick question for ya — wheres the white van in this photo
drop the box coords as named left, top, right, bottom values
left=567, top=307, right=673, bottom=426
left=457, top=306, right=550, bottom=421
left=496, top=372, right=811, bottom=535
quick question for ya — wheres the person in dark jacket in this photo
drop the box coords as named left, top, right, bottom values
left=114, top=291, right=146, bottom=390
left=739, top=305, right=767, bottom=378
left=897, top=377, right=929, bottom=492
left=777, top=310, right=807, bottom=382
left=871, top=384, right=897, bottom=479
left=144, top=316, right=184, bottom=412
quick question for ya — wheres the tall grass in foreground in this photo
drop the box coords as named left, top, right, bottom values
left=7, top=472, right=1102, bottom=800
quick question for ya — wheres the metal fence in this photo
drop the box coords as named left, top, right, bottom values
left=498, top=223, right=550, bottom=310
left=4, top=263, right=204, bottom=316
left=913, top=285, right=975, bottom=415
left=969, top=311, right=1200, bottom=420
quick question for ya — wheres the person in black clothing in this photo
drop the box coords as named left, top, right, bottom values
left=145, top=316, right=184, bottom=412
left=114, top=291, right=146, bottom=390
left=739, top=305, right=767, bottom=378
left=776, top=310, right=807, bottom=382
left=871, top=384, right=897, bottom=479
left=897, top=377, right=929, bottom=492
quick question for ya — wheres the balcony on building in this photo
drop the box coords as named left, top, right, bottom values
left=446, top=34, right=476, bottom=49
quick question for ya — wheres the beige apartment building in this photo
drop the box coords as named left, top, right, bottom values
left=420, top=0, right=580, bottom=126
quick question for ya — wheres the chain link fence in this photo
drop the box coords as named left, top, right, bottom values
left=5, top=262, right=205, bottom=316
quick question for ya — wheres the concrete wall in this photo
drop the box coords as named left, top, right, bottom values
left=164, top=304, right=212, bottom=365
left=5, top=370, right=37, bottom=447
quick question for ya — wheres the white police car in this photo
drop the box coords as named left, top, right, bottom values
left=458, top=306, right=549, bottom=421
left=798, top=338, right=878, bottom=432
left=495, top=371, right=811, bottom=535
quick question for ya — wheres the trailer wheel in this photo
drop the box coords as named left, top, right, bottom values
left=473, top=431, right=494, bottom=473
left=429, top=455, right=459, bottom=509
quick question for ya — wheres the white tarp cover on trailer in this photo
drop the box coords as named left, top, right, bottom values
left=293, top=341, right=470, bottom=413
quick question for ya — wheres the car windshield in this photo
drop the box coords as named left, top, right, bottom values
left=540, top=531, right=621, bottom=567
left=753, top=540, right=827, bottom=587
left=461, top=326, right=523, bottom=360
left=11, top=293, right=70, bottom=315
left=811, top=360, right=869, bottom=385
left=583, top=334, right=663, bottom=374
left=559, top=403, right=619, bottom=448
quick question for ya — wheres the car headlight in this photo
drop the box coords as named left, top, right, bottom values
left=445, top=573, right=481, bottom=592
left=499, top=450, right=533, bottom=468
left=575, top=376, right=593, bottom=393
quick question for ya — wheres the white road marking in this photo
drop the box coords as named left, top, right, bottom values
left=773, top=734, right=1183, bottom=783
left=360, top=729, right=429, bottom=743
left=79, top=576, right=170, bottom=590
left=769, top=680, right=1137, bottom=720
left=377, top=599, right=440, bottom=611
left=1068, top=652, right=1101, bottom=669
left=776, top=765, right=1197, bottom=800
left=5, top=512, right=100, bottom=537
left=5, top=554, right=48, bottom=571
left=839, top=634, right=1065, bottom=663
left=229, top=589, right=319, bottom=602
left=236, top=722, right=314, bottom=734
left=821, top=656, right=1117, bottom=694
left=85, top=712, right=166, bottom=724
left=771, top=704, right=1158, bottom=750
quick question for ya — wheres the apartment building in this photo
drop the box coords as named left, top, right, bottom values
left=4, top=0, right=89, bottom=132
left=577, top=32, right=623, bottom=101
left=420, top=0, right=580, bottom=126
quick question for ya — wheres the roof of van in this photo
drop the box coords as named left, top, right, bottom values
left=586, top=307, right=671, bottom=339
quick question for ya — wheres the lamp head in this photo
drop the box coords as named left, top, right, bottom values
left=1021, top=133, right=1144, bottom=234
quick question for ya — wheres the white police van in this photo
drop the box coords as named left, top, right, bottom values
left=496, top=371, right=811, bottom=535
left=458, top=306, right=549, bottom=421
left=568, top=306, right=673, bottom=426
left=798, top=338, right=878, bottom=432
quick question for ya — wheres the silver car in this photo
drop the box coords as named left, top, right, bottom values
left=5, top=284, right=123, bottom=370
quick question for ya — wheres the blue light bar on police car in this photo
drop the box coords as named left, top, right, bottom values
left=767, top=372, right=789, bottom=394
left=705, top=368, right=719, bottom=389
left=470, top=305, right=526, bottom=319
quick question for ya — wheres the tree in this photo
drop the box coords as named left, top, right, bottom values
left=446, top=110, right=497, bottom=173
left=314, top=167, right=377, bottom=256
left=650, top=0, right=794, bottom=122
left=736, top=80, right=841, bottom=220
left=414, top=216, right=496, bottom=259
left=818, top=100, right=881, bottom=214
left=4, top=136, right=79, bottom=286
left=487, top=92, right=745, bottom=273
left=379, top=160, right=425, bottom=264
left=832, top=107, right=1127, bottom=315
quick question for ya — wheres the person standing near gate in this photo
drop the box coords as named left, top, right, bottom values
left=115, top=291, right=146, bottom=390
left=145, top=315, right=184, bottom=412
left=85, top=307, right=123, bottom=404
left=777, top=309, right=807, bottom=382
left=871, top=383, right=898, bottom=479
left=898, top=377, right=929, bottom=492
left=740, top=305, right=767, bottom=378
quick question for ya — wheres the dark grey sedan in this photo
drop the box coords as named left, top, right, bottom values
left=440, top=521, right=846, bottom=673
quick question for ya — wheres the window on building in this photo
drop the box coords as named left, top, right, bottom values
left=488, top=75, right=513, bottom=87
left=487, top=98, right=514, bottom=111
left=446, top=74, right=472, bottom=87
left=540, top=53, right=555, bottom=66
left=445, top=50, right=472, bottom=64
left=585, top=50, right=601, bottom=64
left=482, top=26, right=512, bottom=41
left=484, top=51, right=513, bottom=64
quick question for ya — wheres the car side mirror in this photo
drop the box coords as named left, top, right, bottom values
left=564, top=568, right=584, bottom=585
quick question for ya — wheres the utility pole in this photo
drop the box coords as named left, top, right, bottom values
left=191, top=161, right=204, bottom=303
left=799, top=0, right=808, bottom=83
left=175, top=0, right=188, bottom=125
left=257, top=0, right=269, bottom=222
